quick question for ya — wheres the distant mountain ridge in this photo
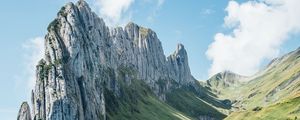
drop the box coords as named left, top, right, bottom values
left=207, top=71, right=247, bottom=88
left=204, top=47, right=300, bottom=119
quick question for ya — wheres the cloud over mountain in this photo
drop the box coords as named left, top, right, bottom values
left=22, top=37, right=44, bottom=90
left=206, top=0, right=300, bottom=77
left=94, top=0, right=135, bottom=26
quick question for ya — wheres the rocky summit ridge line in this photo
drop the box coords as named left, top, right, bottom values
left=17, top=0, right=300, bottom=120
left=19, top=1, right=300, bottom=120
left=17, top=1, right=198, bottom=120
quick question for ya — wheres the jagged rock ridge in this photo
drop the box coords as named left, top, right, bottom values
left=18, top=1, right=196, bottom=120
left=17, top=102, right=31, bottom=120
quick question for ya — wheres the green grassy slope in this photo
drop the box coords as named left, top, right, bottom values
left=226, top=93, right=300, bottom=120
left=206, top=71, right=248, bottom=100
left=105, top=79, right=192, bottom=120
left=237, top=48, right=300, bottom=109
left=104, top=65, right=231, bottom=120
left=217, top=48, right=300, bottom=118
left=208, top=48, right=300, bottom=108
left=166, top=87, right=227, bottom=119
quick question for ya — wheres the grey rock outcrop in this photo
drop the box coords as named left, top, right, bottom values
left=167, top=44, right=193, bottom=84
left=17, top=102, right=31, bottom=120
left=20, top=1, right=195, bottom=120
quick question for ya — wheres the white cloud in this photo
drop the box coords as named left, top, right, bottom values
left=91, top=0, right=165, bottom=25
left=206, top=0, right=300, bottom=77
left=94, top=0, right=135, bottom=26
left=22, top=37, right=44, bottom=90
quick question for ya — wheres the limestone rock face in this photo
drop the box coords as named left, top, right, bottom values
left=167, top=44, right=193, bottom=84
left=17, top=102, right=31, bottom=120
left=20, top=1, right=194, bottom=120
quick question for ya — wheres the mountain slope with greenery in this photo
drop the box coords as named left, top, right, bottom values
left=166, top=85, right=228, bottom=120
left=104, top=67, right=229, bottom=120
left=105, top=65, right=231, bottom=120
left=205, top=47, right=300, bottom=119
left=104, top=78, right=192, bottom=120
left=226, top=93, right=300, bottom=120
left=233, top=47, right=300, bottom=109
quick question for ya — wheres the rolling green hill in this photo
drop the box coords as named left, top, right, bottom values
left=104, top=75, right=229, bottom=120
left=226, top=93, right=300, bottom=120
left=104, top=78, right=192, bottom=120
left=205, top=48, right=300, bottom=119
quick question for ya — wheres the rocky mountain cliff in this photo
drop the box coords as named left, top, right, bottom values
left=17, top=1, right=219, bottom=120
left=17, top=102, right=31, bottom=120
left=17, top=1, right=300, bottom=120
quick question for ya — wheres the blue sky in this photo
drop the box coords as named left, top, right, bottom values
left=1, top=0, right=300, bottom=119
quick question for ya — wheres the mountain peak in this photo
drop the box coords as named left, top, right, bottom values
left=167, top=43, right=193, bottom=84
left=219, top=70, right=239, bottom=77
left=173, top=43, right=187, bottom=57
left=125, top=21, right=138, bottom=28
left=207, top=71, right=246, bottom=89
left=125, top=21, right=156, bottom=39
left=17, top=102, right=31, bottom=120
left=177, top=43, right=184, bottom=49
left=25, top=1, right=196, bottom=119
left=176, top=43, right=185, bottom=52
left=77, top=0, right=88, bottom=6
left=76, top=0, right=92, bottom=12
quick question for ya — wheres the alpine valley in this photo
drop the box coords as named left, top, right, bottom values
left=17, top=1, right=300, bottom=120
